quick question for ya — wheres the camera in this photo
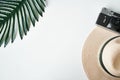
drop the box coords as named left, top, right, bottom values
left=96, top=8, right=120, bottom=32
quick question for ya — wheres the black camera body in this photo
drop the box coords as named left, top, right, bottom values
left=96, top=8, right=120, bottom=32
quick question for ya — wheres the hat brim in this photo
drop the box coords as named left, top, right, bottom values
left=82, top=26, right=120, bottom=80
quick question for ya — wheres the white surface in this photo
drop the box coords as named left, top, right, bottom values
left=0, top=0, right=120, bottom=80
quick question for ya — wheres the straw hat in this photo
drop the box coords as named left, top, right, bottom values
left=82, top=26, right=120, bottom=80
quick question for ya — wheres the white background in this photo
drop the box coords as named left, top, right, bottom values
left=0, top=0, right=120, bottom=80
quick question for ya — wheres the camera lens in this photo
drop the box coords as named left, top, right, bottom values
left=110, top=17, right=120, bottom=30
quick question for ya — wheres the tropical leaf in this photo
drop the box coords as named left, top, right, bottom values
left=0, top=0, right=46, bottom=47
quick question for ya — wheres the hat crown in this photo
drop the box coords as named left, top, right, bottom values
left=102, top=37, right=120, bottom=77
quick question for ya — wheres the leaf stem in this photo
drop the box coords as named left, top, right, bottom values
left=0, top=0, right=27, bottom=27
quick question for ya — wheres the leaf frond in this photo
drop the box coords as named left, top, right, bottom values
left=0, top=0, right=46, bottom=47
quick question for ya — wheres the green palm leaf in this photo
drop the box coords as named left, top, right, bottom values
left=0, top=0, right=46, bottom=47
